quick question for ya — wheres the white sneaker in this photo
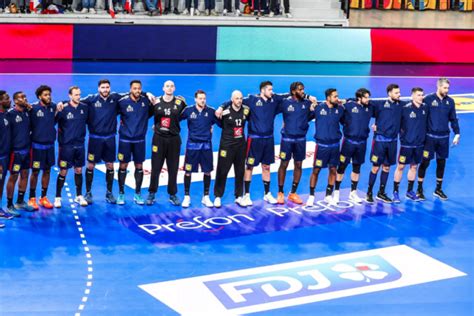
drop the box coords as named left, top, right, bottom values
left=81, top=8, right=88, bottom=13
left=286, top=12, right=292, bottom=18
left=89, top=7, right=96, bottom=13
left=235, top=196, right=245, bottom=207
left=324, top=195, right=334, bottom=205
left=214, top=197, right=222, bottom=208
left=242, top=193, right=253, bottom=207
left=349, top=190, right=363, bottom=203
left=263, top=192, right=277, bottom=204
left=306, top=195, right=315, bottom=206
left=5, top=7, right=10, bottom=13
left=0, top=8, right=4, bottom=13
left=204, top=9, right=210, bottom=16
left=222, top=8, right=227, bottom=15
left=210, top=9, right=218, bottom=16
left=235, top=9, right=241, bottom=16
left=54, top=197, right=62, bottom=208
left=201, top=195, right=214, bottom=208
left=182, top=195, right=191, bottom=208
left=195, top=9, right=200, bottom=15
left=333, top=190, right=340, bottom=204
left=269, top=11, right=274, bottom=17
left=75, top=195, right=88, bottom=207
left=183, top=8, right=189, bottom=15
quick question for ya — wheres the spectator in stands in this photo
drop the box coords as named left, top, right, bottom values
left=0, top=0, right=11, bottom=13
left=144, top=0, right=159, bottom=15
left=223, top=0, right=240, bottom=16
left=81, top=0, right=96, bottom=13
left=163, top=0, right=179, bottom=14
left=253, top=0, right=267, bottom=16
left=105, top=0, right=122, bottom=13
left=12, top=0, right=29, bottom=13
left=62, top=0, right=74, bottom=12
left=183, top=0, right=199, bottom=15
left=270, top=0, right=291, bottom=17
left=204, top=0, right=216, bottom=15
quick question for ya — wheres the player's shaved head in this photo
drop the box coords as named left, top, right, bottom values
left=163, top=80, right=176, bottom=96
left=231, top=90, right=243, bottom=107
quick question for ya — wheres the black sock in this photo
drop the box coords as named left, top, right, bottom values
left=278, top=185, right=284, bottom=193
left=244, top=181, right=251, bottom=194
left=74, top=173, right=83, bottom=196
left=184, top=175, right=191, bottom=195
left=106, top=168, right=114, bottom=192
left=135, top=168, right=143, bottom=194
left=379, top=170, right=389, bottom=194
left=203, top=174, right=211, bottom=196
left=290, top=182, right=298, bottom=194
left=85, top=168, right=93, bottom=193
left=436, top=179, right=443, bottom=190
left=56, top=175, right=65, bottom=198
left=368, top=171, right=377, bottom=193
left=408, top=180, right=414, bottom=192
left=263, top=181, right=270, bottom=194
left=326, top=184, right=333, bottom=196
left=335, top=180, right=341, bottom=190
left=393, top=181, right=400, bottom=193
left=417, top=180, right=423, bottom=193
left=351, top=180, right=358, bottom=191
left=7, top=197, right=13, bottom=208
left=17, top=191, right=25, bottom=203
left=29, top=189, right=36, bottom=199
left=41, top=187, right=48, bottom=198
left=310, top=187, right=315, bottom=195
left=118, top=168, right=126, bottom=194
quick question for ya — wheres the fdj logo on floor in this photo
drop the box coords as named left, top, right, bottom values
left=204, top=255, right=401, bottom=309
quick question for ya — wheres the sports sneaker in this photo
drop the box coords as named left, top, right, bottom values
left=89, top=7, right=96, bottom=13
left=222, top=8, right=227, bottom=15
left=201, top=195, right=214, bottom=207
left=392, top=191, right=401, bottom=204
left=263, top=192, right=277, bottom=204
left=173, top=8, right=180, bottom=14
left=54, top=197, right=62, bottom=208
left=349, top=190, right=363, bottom=203
left=406, top=191, right=418, bottom=201
left=235, top=9, right=241, bottom=16
left=286, top=12, right=292, bottom=18
left=182, top=8, right=189, bottom=15
left=306, top=195, right=315, bottom=206
left=28, top=198, right=40, bottom=211
left=6, top=205, right=20, bottom=217
left=277, top=192, right=285, bottom=204
left=75, top=195, right=89, bottom=207
left=117, top=193, right=125, bottom=205
left=182, top=195, right=191, bottom=208
left=269, top=11, right=274, bottom=17
left=324, top=194, right=334, bottom=205
left=376, top=192, right=392, bottom=204
left=169, top=194, right=181, bottom=206
left=288, top=193, right=303, bottom=204
left=84, top=191, right=93, bottom=204
left=81, top=8, right=88, bottom=13
left=365, top=192, right=374, bottom=204
left=134, top=193, right=145, bottom=205
left=145, top=192, right=155, bottom=206
left=235, top=196, right=245, bottom=207
left=210, top=9, right=218, bottom=16
left=194, top=9, right=200, bottom=15
left=214, top=197, right=222, bottom=208
left=242, top=193, right=253, bottom=207
left=39, top=197, right=54, bottom=209
left=204, top=9, right=210, bottom=16
left=15, top=201, right=36, bottom=212
left=0, top=209, right=14, bottom=220
left=433, top=189, right=448, bottom=201
left=333, top=190, right=340, bottom=204
left=105, top=191, right=117, bottom=204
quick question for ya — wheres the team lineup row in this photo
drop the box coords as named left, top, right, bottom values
left=0, top=78, right=461, bottom=225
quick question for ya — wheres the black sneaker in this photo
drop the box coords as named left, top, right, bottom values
left=433, top=189, right=448, bottom=201
left=376, top=192, right=393, bottom=204
left=365, top=192, right=374, bottom=204
left=169, top=194, right=181, bottom=206
left=416, top=190, right=426, bottom=201
left=163, top=8, right=170, bottom=14
left=0, top=209, right=14, bottom=220
left=173, top=8, right=180, bottom=14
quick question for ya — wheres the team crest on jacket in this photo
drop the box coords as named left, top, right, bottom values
left=409, top=111, right=416, bottom=118
left=243, top=108, right=249, bottom=116
left=15, top=115, right=22, bottom=123
left=67, top=112, right=74, bottom=120
left=37, top=110, right=44, bottom=117
left=127, top=105, right=133, bottom=112
left=352, top=107, right=359, bottom=113
left=320, top=109, right=327, bottom=115
left=384, top=101, right=390, bottom=108
left=287, top=105, right=295, bottom=112
left=94, top=101, right=102, bottom=108
left=432, top=100, right=438, bottom=106
left=190, top=112, right=197, bottom=119
left=256, top=100, right=263, bottom=106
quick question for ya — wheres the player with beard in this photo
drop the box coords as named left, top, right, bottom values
left=0, top=91, right=14, bottom=223
left=28, top=85, right=57, bottom=210
left=306, top=88, right=344, bottom=206
left=416, top=78, right=460, bottom=200
left=5, top=92, right=35, bottom=215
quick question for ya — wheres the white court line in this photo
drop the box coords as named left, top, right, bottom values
left=1, top=73, right=474, bottom=79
